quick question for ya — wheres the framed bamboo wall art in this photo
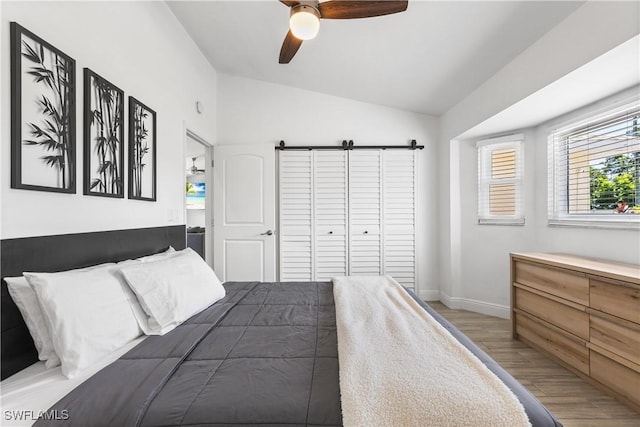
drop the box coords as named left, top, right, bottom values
left=10, top=22, right=76, bottom=193
left=128, top=97, right=156, bottom=201
left=83, top=68, right=124, bottom=197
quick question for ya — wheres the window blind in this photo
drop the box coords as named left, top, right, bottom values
left=477, top=135, right=524, bottom=225
left=548, top=102, right=640, bottom=222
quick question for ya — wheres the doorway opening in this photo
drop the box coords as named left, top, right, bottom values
left=185, top=129, right=213, bottom=266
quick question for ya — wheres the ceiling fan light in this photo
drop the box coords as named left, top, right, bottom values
left=289, top=6, right=320, bottom=40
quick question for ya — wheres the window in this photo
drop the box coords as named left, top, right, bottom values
left=477, top=134, right=524, bottom=225
left=548, top=101, right=640, bottom=227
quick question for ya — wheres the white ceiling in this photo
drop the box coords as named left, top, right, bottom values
left=167, top=0, right=583, bottom=116
left=460, top=35, right=640, bottom=140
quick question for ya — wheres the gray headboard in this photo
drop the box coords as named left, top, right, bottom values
left=1, top=225, right=186, bottom=380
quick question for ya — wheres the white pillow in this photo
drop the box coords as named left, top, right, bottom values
left=112, top=247, right=182, bottom=334
left=118, top=248, right=225, bottom=335
left=5, top=276, right=61, bottom=368
left=4, top=261, right=115, bottom=369
left=24, top=267, right=142, bottom=378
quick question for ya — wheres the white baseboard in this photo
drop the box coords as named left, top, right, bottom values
left=438, top=292, right=510, bottom=319
left=419, top=289, right=440, bottom=301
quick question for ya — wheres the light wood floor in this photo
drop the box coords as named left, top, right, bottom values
left=429, top=301, right=640, bottom=427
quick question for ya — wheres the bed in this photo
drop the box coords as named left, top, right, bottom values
left=1, top=226, right=562, bottom=427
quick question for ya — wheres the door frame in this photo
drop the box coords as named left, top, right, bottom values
left=183, top=126, right=214, bottom=267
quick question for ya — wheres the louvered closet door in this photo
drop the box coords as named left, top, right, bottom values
left=279, top=151, right=313, bottom=281
left=314, top=151, right=348, bottom=281
left=279, top=148, right=417, bottom=287
left=349, top=151, right=382, bottom=276
left=383, top=150, right=416, bottom=290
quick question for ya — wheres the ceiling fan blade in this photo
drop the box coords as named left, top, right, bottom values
left=279, top=0, right=299, bottom=7
left=318, top=0, right=407, bottom=19
left=279, top=30, right=303, bottom=64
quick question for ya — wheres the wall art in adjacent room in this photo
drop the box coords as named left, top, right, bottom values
left=10, top=22, right=76, bottom=193
left=128, top=96, right=156, bottom=201
left=186, top=181, right=205, bottom=210
left=83, top=68, right=124, bottom=197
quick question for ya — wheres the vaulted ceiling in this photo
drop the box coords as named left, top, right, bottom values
left=167, top=1, right=583, bottom=116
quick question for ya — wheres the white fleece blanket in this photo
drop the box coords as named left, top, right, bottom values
left=332, top=276, right=531, bottom=427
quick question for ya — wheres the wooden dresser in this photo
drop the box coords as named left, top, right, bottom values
left=511, top=252, right=640, bottom=411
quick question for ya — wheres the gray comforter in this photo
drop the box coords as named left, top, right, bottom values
left=35, top=281, right=561, bottom=427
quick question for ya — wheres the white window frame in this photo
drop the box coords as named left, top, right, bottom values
left=477, top=134, right=524, bottom=226
left=547, top=100, right=640, bottom=230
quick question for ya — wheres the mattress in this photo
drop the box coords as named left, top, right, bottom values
left=6, top=281, right=560, bottom=427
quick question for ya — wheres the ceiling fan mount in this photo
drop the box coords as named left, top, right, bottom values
left=291, top=3, right=320, bottom=16
left=278, top=0, right=409, bottom=64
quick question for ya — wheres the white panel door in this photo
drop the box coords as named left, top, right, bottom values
left=314, top=151, right=348, bottom=281
left=349, top=150, right=382, bottom=276
left=383, top=150, right=417, bottom=290
left=278, top=151, right=313, bottom=281
left=213, top=144, right=275, bottom=282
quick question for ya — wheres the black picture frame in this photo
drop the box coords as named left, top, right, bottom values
left=83, top=68, right=124, bottom=198
left=10, top=22, right=76, bottom=193
left=128, top=96, right=156, bottom=201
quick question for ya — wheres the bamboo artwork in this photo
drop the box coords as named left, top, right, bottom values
left=128, top=97, right=156, bottom=201
left=84, top=69, right=124, bottom=197
left=11, top=22, right=76, bottom=193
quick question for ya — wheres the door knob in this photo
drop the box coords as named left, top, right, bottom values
left=328, top=231, right=333, bottom=235
left=260, top=230, right=274, bottom=236
left=364, top=230, right=369, bottom=234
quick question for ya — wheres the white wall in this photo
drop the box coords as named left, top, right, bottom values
left=454, top=128, right=537, bottom=317
left=438, top=1, right=640, bottom=317
left=0, top=1, right=217, bottom=239
left=186, top=210, right=206, bottom=228
left=453, top=89, right=640, bottom=319
left=217, top=73, right=440, bottom=298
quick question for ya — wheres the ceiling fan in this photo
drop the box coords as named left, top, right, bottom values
left=278, top=0, right=408, bottom=64
left=188, top=157, right=205, bottom=175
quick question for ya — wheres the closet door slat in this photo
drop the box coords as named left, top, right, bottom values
left=314, top=151, right=348, bottom=281
left=383, top=150, right=416, bottom=290
left=349, top=151, right=382, bottom=276
left=279, top=151, right=313, bottom=281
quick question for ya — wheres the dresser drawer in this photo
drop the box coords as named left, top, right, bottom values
left=590, top=313, right=640, bottom=366
left=510, top=252, right=640, bottom=412
left=514, top=261, right=588, bottom=305
left=515, top=287, right=588, bottom=340
left=590, top=278, right=640, bottom=323
left=515, top=312, right=589, bottom=375
left=591, top=350, right=640, bottom=407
